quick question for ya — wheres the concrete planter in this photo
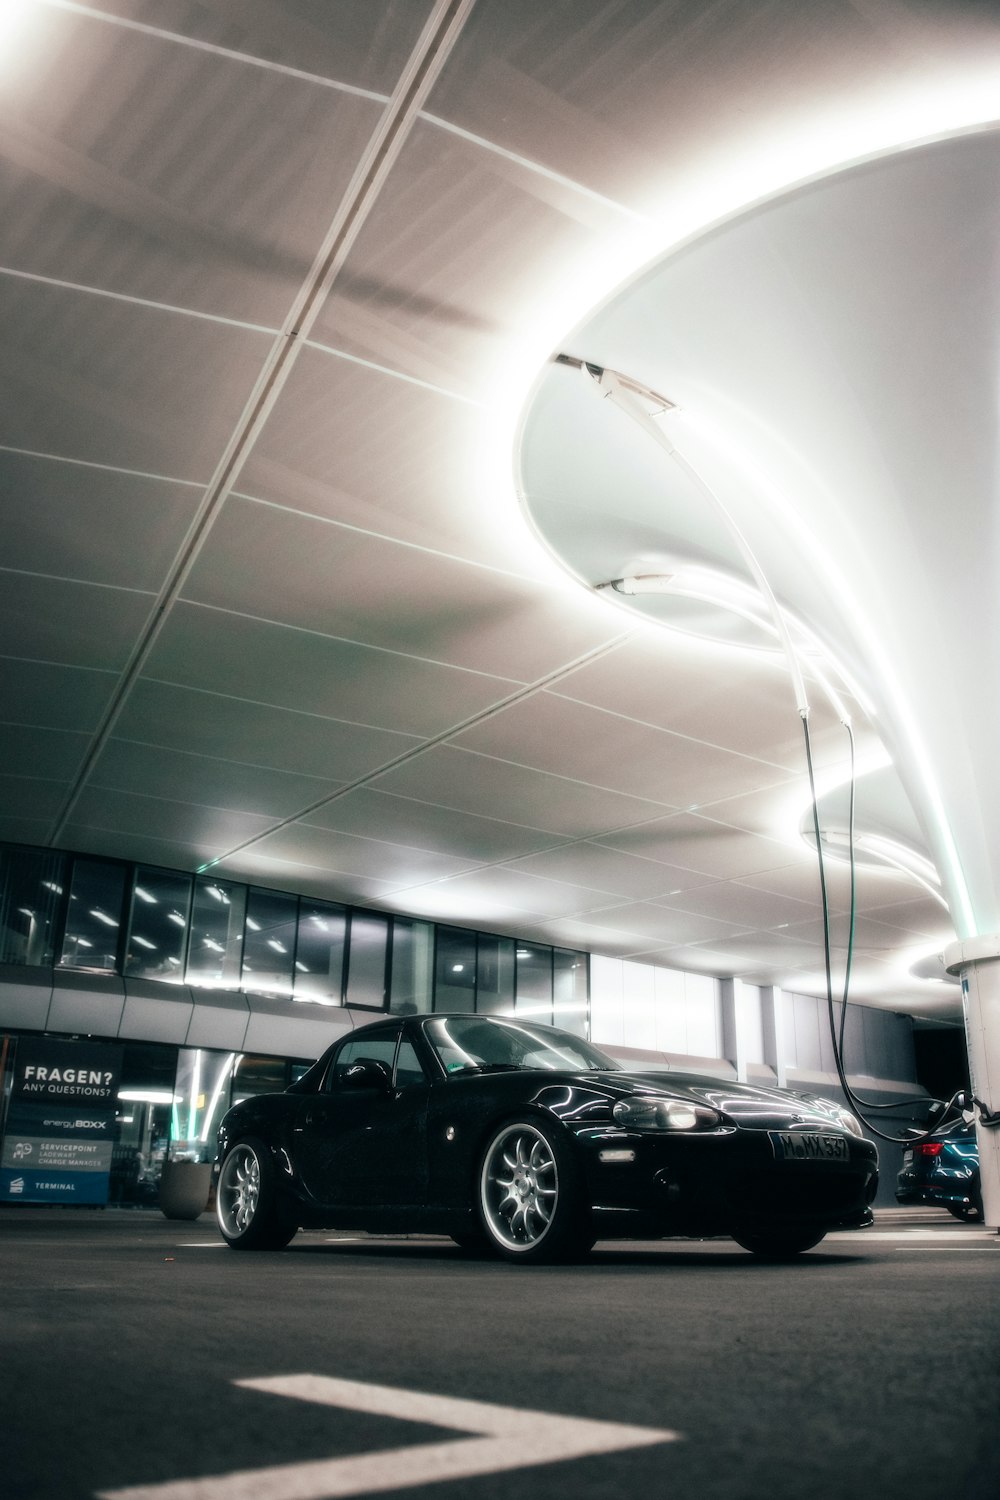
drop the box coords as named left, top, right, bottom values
left=158, top=1161, right=213, bottom=1221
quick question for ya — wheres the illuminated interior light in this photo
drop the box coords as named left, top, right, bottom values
left=133, top=886, right=157, bottom=904
left=166, top=911, right=186, bottom=927
left=131, top=936, right=157, bottom=950
left=89, top=909, right=118, bottom=927
left=17, top=907, right=33, bottom=917
left=267, top=939, right=287, bottom=954
left=42, top=881, right=63, bottom=894
left=294, top=961, right=309, bottom=972
left=68, top=935, right=93, bottom=949
left=202, top=938, right=224, bottom=952
left=245, top=917, right=261, bottom=931
left=451, top=963, right=465, bottom=973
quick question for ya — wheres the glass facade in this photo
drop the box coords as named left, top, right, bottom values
left=0, top=842, right=589, bottom=1025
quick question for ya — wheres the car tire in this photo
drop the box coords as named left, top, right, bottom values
left=946, top=1201, right=984, bottom=1222
left=732, top=1226, right=827, bottom=1260
left=477, top=1117, right=590, bottom=1263
left=216, top=1138, right=297, bottom=1251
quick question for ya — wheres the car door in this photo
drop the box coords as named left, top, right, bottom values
left=292, top=1025, right=430, bottom=1210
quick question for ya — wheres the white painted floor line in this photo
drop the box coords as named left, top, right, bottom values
left=95, top=1373, right=679, bottom=1500
left=828, top=1230, right=995, bottom=1241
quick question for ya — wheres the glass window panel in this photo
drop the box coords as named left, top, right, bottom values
left=394, top=1038, right=428, bottom=1088
left=242, top=888, right=298, bottom=995
left=514, top=943, right=553, bottom=1022
left=433, top=926, right=476, bottom=1014
left=328, top=1026, right=398, bottom=1087
left=345, top=911, right=389, bottom=1010
left=125, top=867, right=192, bottom=982
left=389, top=917, right=433, bottom=1015
left=168, top=1047, right=239, bottom=1164
left=0, top=846, right=67, bottom=966
left=474, top=934, right=515, bottom=1015
left=59, top=859, right=126, bottom=970
left=553, top=948, right=589, bottom=1037
left=293, top=899, right=346, bottom=1004
left=109, top=1040, right=178, bottom=1207
left=186, top=878, right=247, bottom=989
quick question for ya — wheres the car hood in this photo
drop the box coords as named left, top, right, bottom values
left=586, top=1070, right=850, bottom=1131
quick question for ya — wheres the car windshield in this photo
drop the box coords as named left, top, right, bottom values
left=425, top=1016, right=618, bottom=1075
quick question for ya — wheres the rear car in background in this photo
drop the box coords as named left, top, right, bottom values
left=896, top=1118, right=982, bottom=1220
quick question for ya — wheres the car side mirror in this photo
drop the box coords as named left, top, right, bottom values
left=342, top=1059, right=392, bottom=1091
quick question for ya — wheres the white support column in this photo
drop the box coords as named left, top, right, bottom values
left=760, top=985, right=788, bottom=1089
left=945, top=937, right=1000, bottom=1230
left=720, top=977, right=750, bottom=1083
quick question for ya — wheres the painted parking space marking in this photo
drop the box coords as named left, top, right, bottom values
left=95, top=1374, right=679, bottom=1500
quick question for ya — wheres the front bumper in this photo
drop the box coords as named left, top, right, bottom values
left=582, top=1126, right=879, bottom=1237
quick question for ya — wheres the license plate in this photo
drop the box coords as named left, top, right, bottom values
left=769, top=1131, right=849, bottom=1162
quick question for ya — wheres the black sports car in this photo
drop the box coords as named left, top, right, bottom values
left=215, top=1014, right=878, bottom=1261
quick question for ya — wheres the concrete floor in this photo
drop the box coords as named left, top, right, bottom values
left=3, top=1206, right=999, bottom=1500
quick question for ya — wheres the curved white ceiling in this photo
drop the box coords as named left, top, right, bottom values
left=3, top=1, right=999, bottom=1021
left=517, top=129, right=1000, bottom=947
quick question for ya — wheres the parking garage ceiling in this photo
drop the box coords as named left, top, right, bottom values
left=2, top=0, right=998, bottom=1019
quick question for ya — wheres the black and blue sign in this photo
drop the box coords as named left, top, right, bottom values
left=1, top=1038, right=123, bottom=1205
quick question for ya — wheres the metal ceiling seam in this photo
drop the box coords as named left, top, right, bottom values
left=197, top=629, right=635, bottom=876
left=0, top=265, right=280, bottom=335
left=45, top=0, right=479, bottom=849
left=37, top=2, right=642, bottom=223
left=0, top=443, right=206, bottom=489
left=33, top=0, right=393, bottom=104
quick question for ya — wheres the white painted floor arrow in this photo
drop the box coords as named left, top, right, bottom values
left=96, top=1373, right=680, bottom=1500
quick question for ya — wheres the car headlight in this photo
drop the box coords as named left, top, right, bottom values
left=612, top=1096, right=722, bottom=1131
left=836, top=1107, right=865, bottom=1139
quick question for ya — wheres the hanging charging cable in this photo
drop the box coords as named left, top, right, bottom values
left=569, top=353, right=973, bottom=1144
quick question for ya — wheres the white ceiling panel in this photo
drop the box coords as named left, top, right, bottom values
left=570, top=900, right=751, bottom=947
left=551, top=631, right=853, bottom=772
left=0, top=725, right=88, bottom=781
left=241, top=822, right=477, bottom=889
left=595, top=810, right=800, bottom=882
left=181, top=492, right=620, bottom=680
left=67, top=785, right=276, bottom=854
left=648, top=880, right=819, bottom=931
left=0, top=278, right=270, bottom=478
left=374, top=744, right=678, bottom=838
left=0, top=658, right=117, bottom=734
left=90, top=740, right=343, bottom=821
left=0, top=574, right=153, bottom=673
left=299, top=787, right=571, bottom=864
left=115, top=679, right=419, bottom=783
left=142, top=601, right=518, bottom=737
left=0, top=451, right=202, bottom=592
left=504, top=840, right=719, bottom=901
left=452, top=690, right=795, bottom=806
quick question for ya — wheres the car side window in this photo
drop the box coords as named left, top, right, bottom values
left=394, top=1040, right=429, bottom=1089
left=326, top=1032, right=398, bottom=1091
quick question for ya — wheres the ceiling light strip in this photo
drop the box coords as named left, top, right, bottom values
left=46, top=0, right=479, bottom=848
